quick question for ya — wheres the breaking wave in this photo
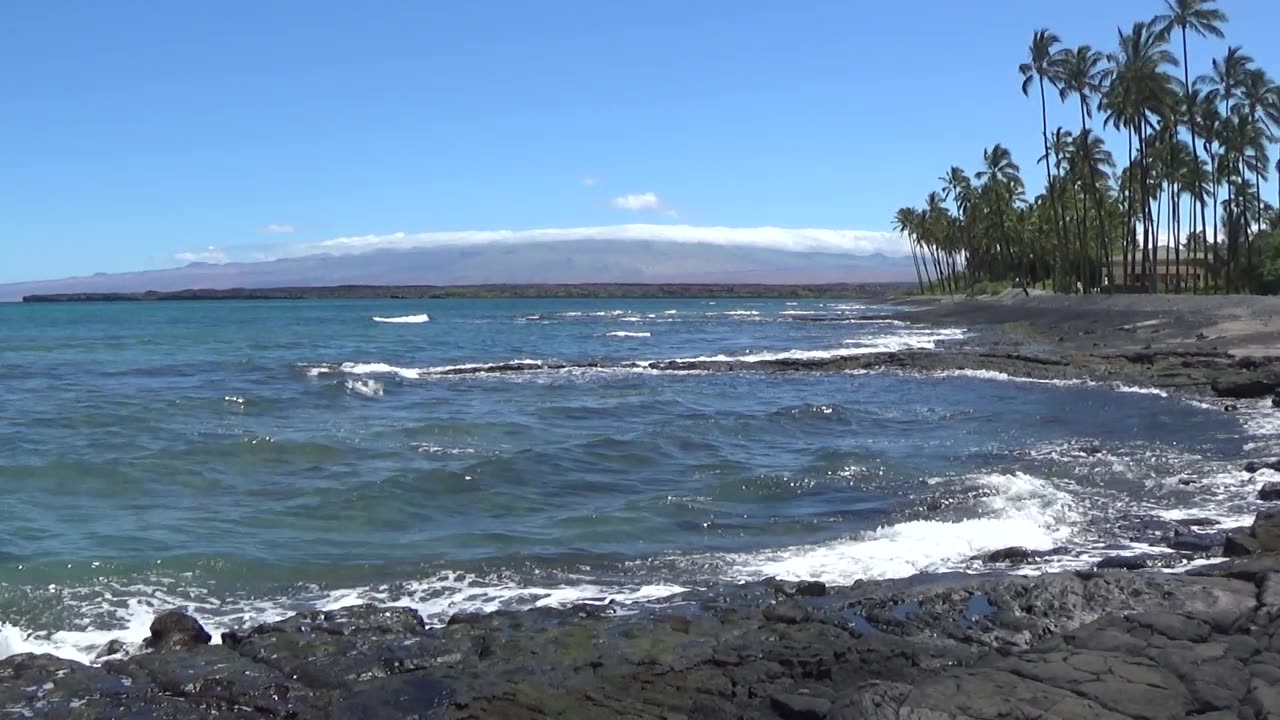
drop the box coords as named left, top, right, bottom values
left=372, top=314, right=430, bottom=324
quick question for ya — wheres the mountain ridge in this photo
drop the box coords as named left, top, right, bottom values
left=0, top=239, right=915, bottom=301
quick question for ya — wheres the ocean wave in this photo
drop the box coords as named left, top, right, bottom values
left=606, top=331, right=651, bottom=338
left=658, top=329, right=967, bottom=364
left=705, top=471, right=1079, bottom=583
left=344, top=378, right=384, bottom=397
left=929, top=369, right=1169, bottom=396
left=372, top=313, right=430, bottom=324
left=336, top=359, right=546, bottom=379
left=0, top=575, right=688, bottom=664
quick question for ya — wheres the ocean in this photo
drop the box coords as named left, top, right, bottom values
left=0, top=297, right=1271, bottom=663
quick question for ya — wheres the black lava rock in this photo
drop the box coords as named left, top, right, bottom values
left=144, top=611, right=211, bottom=651
left=1256, top=510, right=1280, bottom=552
left=1169, top=530, right=1225, bottom=554
left=985, top=546, right=1040, bottom=565
left=1262, top=482, right=1280, bottom=501
left=1225, top=531, right=1263, bottom=557
left=770, top=693, right=832, bottom=719
left=93, top=639, right=128, bottom=660
left=1096, top=553, right=1185, bottom=571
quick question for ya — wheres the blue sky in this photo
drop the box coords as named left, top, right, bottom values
left=1, top=0, right=1278, bottom=283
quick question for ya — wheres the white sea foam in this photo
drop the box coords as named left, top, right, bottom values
left=337, top=359, right=545, bottom=379
left=930, top=368, right=1169, bottom=396
left=345, top=378, right=384, bottom=397
left=606, top=331, right=652, bottom=338
left=664, top=329, right=967, bottom=364
left=0, top=576, right=689, bottom=663
left=1238, top=398, right=1280, bottom=453
left=931, top=369, right=1085, bottom=386
left=711, top=472, right=1079, bottom=584
left=372, top=313, right=430, bottom=324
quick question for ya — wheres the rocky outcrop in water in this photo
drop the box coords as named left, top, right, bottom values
left=4, top=568, right=1278, bottom=719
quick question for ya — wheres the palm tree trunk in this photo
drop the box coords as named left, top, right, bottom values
left=1138, top=122, right=1155, bottom=293
left=1038, top=77, right=1067, bottom=293
left=1125, top=128, right=1134, bottom=286
left=909, top=240, right=925, bottom=294
left=919, top=241, right=935, bottom=293
left=1255, top=164, right=1265, bottom=277
left=1179, top=26, right=1203, bottom=294
left=1209, top=144, right=1221, bottom=293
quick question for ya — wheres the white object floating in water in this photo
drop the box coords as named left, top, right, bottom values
left=372, top=314, right=430, bottom=324
left=345, top=378, right=384, bottom=397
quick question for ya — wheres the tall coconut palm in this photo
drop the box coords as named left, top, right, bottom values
left=977, top=144, right=1026, bottom=282
left=1105, top=21, right=1179, bottom=292
left=893, top=207, right=927, bottom=294
left=1154, top=0, right=1227, bottom=292
left=1070, top=129, right=1117, bottom=282
left=1195, top=91, right=1224, bottom=287
left=1055, top=44, right=1109, bottom=284
left=1239, top=67, right=1279, bottom=267
left=1181, top=152, right=1213, bottom=291
left=939, top=166, right=975, bottom=287
left=1199, top=46, right=1255, bottom=288
left=1020, top=29, right=1069, bottom=290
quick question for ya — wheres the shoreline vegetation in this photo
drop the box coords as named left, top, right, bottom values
left=17, top=282, right=914, bottom=303
left=896, top=0, right=1280, bottom=297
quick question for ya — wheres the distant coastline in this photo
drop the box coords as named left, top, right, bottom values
left=20, top=282, right=913, bottom=303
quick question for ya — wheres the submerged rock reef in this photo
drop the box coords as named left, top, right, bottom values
left=6, top=560, right=1280, bottom=719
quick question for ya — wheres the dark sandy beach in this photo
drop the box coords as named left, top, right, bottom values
left=9, top=293, right=1280, bottom=719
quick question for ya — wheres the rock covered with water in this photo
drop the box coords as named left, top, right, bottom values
left=3, top=570, right=1278, bottom=719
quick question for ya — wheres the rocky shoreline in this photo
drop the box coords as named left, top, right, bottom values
left=8, top=538, right=1280, bottom=719
left=10, top=294, right=1280, bottom=718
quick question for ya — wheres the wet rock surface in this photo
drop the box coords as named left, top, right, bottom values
left=3, top=570, right=1278, bottom=719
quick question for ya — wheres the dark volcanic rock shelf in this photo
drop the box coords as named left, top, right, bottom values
left=5, top=568, right=1280, bottom=719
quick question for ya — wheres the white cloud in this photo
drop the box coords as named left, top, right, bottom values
left=611, top=192, right=663, bottom=211
left=175, top=246, right=229, bottom=264
left=260, top=223, right=297, bottom=234
left=254, top=224, right=909, bottom=260
left=582, top=177, right=600, bottom=186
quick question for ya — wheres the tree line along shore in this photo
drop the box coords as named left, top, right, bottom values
left=895, top=0, right=1280, bottom=297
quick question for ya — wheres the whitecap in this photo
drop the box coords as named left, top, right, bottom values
left=345, top=378, right=384, bottom=397
left=338, top=359, right=546, bottom=379
left=606, top=331, right=651, bottom=338
left=372, top=314, right=430, bottom=324
left=663, top=328, right=966, bottom=363
left=0, top=576, right=688, bottom=664
left=705, top=472, right=1079, bottom=584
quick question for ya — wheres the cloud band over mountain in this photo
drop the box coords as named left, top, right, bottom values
left=189, top=224, right=909, bottom=264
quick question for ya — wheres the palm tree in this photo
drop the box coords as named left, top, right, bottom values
left=1105, top=21, right=1179, bottom=292
left=894, top=207, right=927, bottom=294
left=977, top=144, right=1026, bottom=282
left=1055, top=44, right=1108, bottom=285
left=939, top=166, right=975, bottom=288
left=1020, top=29, right=1069, bottom=290
left=1154, top=0, right=1227, bottom=292
left=1070, top=129, right=1117, bottom=283
left=1195, top=91, right=1224, bottom=288
left=1199, top=46, right=1254, bottom=289
left=1239, top=67, right=1280, bottom=249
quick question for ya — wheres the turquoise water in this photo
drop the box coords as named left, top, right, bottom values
left=0, top=298, right=1264, bottom=661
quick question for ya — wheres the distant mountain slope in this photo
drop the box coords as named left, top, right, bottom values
left=0, top=240, right=915, bottom=301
